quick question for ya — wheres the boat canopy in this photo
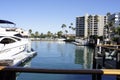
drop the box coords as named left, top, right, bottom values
left=0, top=20, right=15, bottom=25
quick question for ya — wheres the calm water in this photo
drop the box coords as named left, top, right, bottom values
left=17, top=41, right=115, bottom=80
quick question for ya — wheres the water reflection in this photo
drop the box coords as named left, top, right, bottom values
left=17, top=41, right=94, bottom=80
left=31, top=41, right=93, bottom=69
left=18, top=41, right=115, bottom=80
left=75, top=46, right=94, bottom=69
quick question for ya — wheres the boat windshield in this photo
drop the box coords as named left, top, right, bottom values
left=12, top=37, right=21, bottom=41
left=0, top=38, right=16, bottom=44
left=14, top=34, right=23, bottom=38
left=0, top=36, right=4, bottom=38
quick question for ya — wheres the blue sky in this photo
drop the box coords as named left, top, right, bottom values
left=0, top=0, right=120, bottom=34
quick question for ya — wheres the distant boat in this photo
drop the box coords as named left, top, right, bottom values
left=0, top=20, right=36, bottom=66
left=57, top=38, right=66, bottom=41
left=75, top=38, right=88, bottom=46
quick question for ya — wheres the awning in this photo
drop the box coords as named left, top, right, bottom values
left=0, top=20, right=15, bottom=25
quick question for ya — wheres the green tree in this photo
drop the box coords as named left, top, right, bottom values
left=31, top=33, right=35, bottom=38
left=104, top=12, right=114, bottom=42
left=115, top=26, right=120, bottom=35
left=61, top=24, right=67, bottom=29
left=40, top=33, right=46, bottom=38
left=61, top=24, right=67, bottom=35
left=57, top=31, right=63, bottom=38
left=65, top=30, right=68, bottom=38
left=106, top=12, right=111, bottom=17
left=65, top=30, right=68, bottom=34
left=29, top=29, right=32, bottom=34
left=35, top=31, right=39, bottom=38
left=69, top=26, right=71, bottom=34
left=28, top=29, right=32, bottom=37
left=47, top=31, right=52, bottom=38
left=69, top=23, right=74, bottom=34
left=94, top=15, right=99, bottom=22
left=71, top=27, right=76, bottom=34
left=70, top=23, right=73, bottom=26
left=87, top=15, right=92, bottom=38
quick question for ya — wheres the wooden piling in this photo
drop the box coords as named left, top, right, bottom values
left=92, top=46, right=98, bottom=80
left=116, top=51, right=120, bottom=80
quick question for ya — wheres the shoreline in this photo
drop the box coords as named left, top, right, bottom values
left=30, top=38, right=65, bottom=41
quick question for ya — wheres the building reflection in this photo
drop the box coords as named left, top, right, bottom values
left=75, top=46, right=94, bottom=69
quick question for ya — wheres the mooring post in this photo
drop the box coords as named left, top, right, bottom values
left=93, top=46, right=97, bottom=69
left=102, top=48, right=105, bottom=67
left=116, top=51, right=120, bottom=80
left=92, top=46, right=97, bottom=80
left=96, top=64, right=102, bottom=80
left=0, top=71, right=16, bottom=80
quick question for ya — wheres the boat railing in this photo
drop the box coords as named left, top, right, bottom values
left=0, top=66, right=120, bottom=80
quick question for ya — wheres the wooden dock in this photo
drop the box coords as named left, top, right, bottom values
left=92, top=44, right=120, bottom=80
left=96, top=45, right=120, bottom=68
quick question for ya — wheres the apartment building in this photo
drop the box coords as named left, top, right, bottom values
left=76, top=14, right=107, bottom=38
left=108, top=12, right=120, bottom=27
left=103, top=12, right=120, bottom=44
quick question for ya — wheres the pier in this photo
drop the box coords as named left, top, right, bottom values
left=93, top=44, right=120, bottom=80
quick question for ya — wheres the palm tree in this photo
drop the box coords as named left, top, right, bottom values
left=69, top=23, right=75, bottom=34
left=28, top=29, right=32, bottom=37
left=104, top=13, right=115, bottom=44
left=35, top=31, right=39, bottom=38
left=115, top=26, right=120, bottom=35
left=69, top=23, right=73, bottom=34
left=106, top=12, right=113, bottom=33
left=61, top=24, right=67, bottom=35
left=57, top=31, right=63, bottom=38
left=106, top=12, right=111, bottom=17
left=65, top=30, right=68, bottom=38
left=71, top=27, right=76, bottom=35
left=69, top=26, right=71, bottom=34
left=65, top=30, right=68, bottom=34
left=29, top=29, right=32, bottom=34
left=61, top=24, right=66, bottom=29
left=87, top=15, right=92, bottom=38
left=70, top=23, right=73, bottom=26
left=47, top=31, right=52, bottom=38
left=87, top=15, right=92, bottom=22
left=31, top=33, right=35, bottom=38
left=94, top=15, right=99, bottom=22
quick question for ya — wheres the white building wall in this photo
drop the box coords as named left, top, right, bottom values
left=98, top=16, right=104, bottom=36
left=76, top=14, right=106, bottom=38
left=84, top=14, right=88, bottom=38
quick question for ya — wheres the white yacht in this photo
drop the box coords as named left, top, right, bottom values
left=0, top=20, right=36, bottom=66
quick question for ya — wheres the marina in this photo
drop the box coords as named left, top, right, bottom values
left=0, top=0, right=119, bottom=80
left=0, top=20, right=119, bottom=80
left=17, top=41, right=116, bottom=80
left=0, top=40, right=119, bottom=80
left=17, top=41, right=94, bottom=80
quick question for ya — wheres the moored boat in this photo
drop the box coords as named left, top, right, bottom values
left=0, top=20, right=36, bottom=66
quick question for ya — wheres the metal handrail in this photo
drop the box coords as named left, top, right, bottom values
left=0, top=67, right=120, bottom=80
left=0, top=66, right=120, bottom=75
